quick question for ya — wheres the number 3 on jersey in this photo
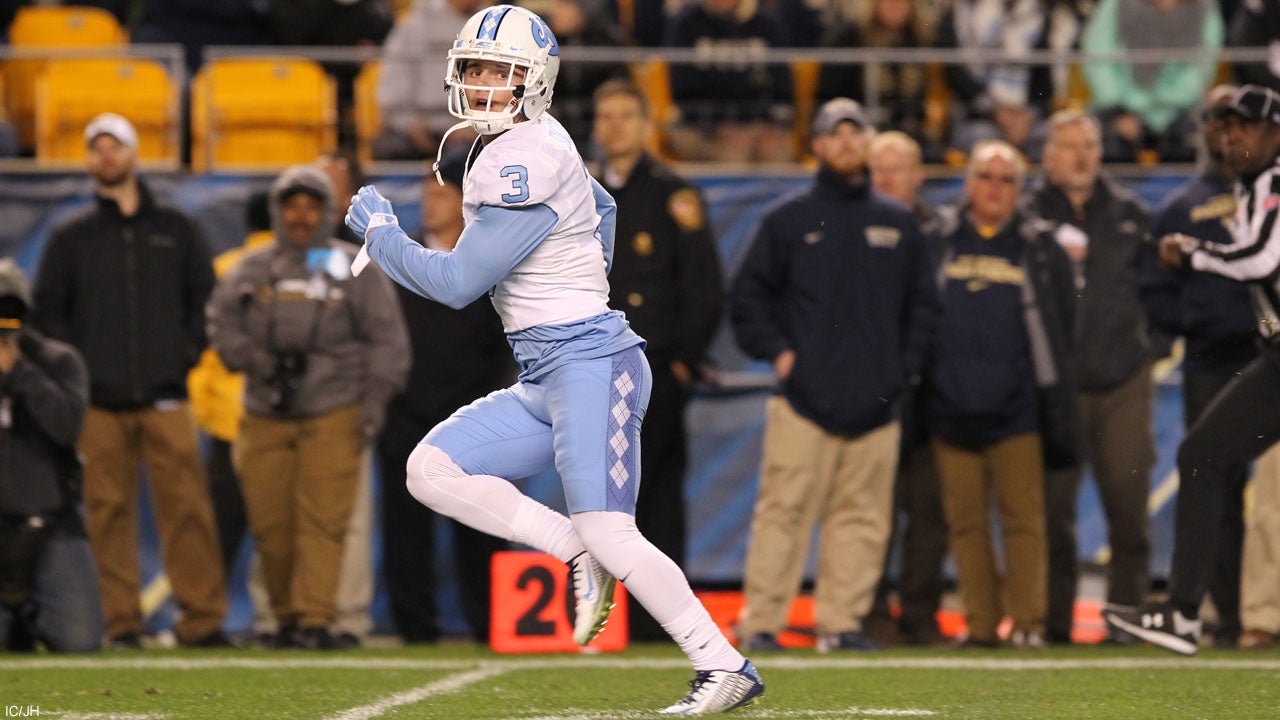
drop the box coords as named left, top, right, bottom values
left=501, top=165, right=529, bottom=203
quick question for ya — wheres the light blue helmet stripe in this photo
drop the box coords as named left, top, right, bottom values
left=476, top=5, right=513, bottom=40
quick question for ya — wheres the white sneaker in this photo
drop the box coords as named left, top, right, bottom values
left=659, top=660, right=765, bottom=715
left=568, top=551, right=616, bottom=646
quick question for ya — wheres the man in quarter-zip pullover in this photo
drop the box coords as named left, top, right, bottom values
left=730, top=98, right=938, bottom=653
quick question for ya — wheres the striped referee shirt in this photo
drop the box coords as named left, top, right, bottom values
left=1188, top=158, right=1280, bottom=339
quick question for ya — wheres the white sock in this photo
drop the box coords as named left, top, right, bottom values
left=406, top=444, right=582, bottom=561
left=572, top=511, right=744, bottom=671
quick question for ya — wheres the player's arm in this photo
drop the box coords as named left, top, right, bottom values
left=591, top=176, right=617, bottom=275
left=347, top=185, right=557, bottom=309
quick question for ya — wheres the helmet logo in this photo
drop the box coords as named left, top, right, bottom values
left=531, top=18, right=559, bottom=56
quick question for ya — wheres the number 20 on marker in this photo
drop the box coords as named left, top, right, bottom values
left=490, top=550, right=629, bottom=653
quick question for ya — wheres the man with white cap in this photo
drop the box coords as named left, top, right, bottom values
left=32, top=112, right=229, bottom=649
left=729, top=97, right=938, bottom=653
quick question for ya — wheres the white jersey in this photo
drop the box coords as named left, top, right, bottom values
left=463, top=115, right=610, bottom=333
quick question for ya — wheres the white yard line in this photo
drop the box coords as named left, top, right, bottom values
left=3, top=656, right=1280, bottom=672
left=325, top=666, right=507, bottom=720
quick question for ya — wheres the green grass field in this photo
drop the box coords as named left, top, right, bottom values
left=2, top=643, right=1279, bottom=719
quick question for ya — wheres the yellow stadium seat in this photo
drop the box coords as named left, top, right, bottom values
left=3, top=6, right=128, bottom=151
left=191, top=57, right=338, bottom=172
left=35, top=58, right=179, bottom=165
left=353, top=61, right=381, bottom=165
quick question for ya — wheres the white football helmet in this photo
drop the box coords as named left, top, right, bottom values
left=445, top=4, right=560, bottom=135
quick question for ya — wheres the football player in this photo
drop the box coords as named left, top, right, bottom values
left=344, top=5, right=763, bottom=714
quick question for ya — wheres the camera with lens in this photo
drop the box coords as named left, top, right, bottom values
left=267, top=350, right=308, bottom=413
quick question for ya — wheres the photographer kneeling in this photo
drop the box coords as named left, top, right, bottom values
left=207, top=165, right=409, bottom=650
left=0, top=258, right=103, bottom=653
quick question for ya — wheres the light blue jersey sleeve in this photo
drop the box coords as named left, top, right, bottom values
left=591, top=176, right=617, bottom=276
left=369, top=203, right=559, bottom=309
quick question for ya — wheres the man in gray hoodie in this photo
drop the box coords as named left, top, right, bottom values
left=207, top=164, right=409, bottom=649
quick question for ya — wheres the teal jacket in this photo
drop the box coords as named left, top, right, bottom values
left=1081, top=0, right=1223, bottom=132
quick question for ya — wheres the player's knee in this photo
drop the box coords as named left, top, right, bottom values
left=405, top=443, right=465, bottom=510
left=571, top=511, right=643, bottom=578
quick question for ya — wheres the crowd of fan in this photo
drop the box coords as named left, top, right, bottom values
left=3, top=0, right=1280, bottom=164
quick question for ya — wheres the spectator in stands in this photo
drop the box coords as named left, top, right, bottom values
left=863, top=130, right=949, bottom=647
left=33, top=113, right=229, bottom=649
left=730, top=98, right=937, bottom=653
left=1139, top=84, right=1256, bottom=647
left=590, top=79, right=724, bottom=642
left=544, top=0, right=629, bottom=152
left=927, top=141, right=1075, bottom=649
left=269, top=0, right=393, bottom=47
left=207, top=164, right=409, bottom=650
left=818, top=0, right=931, bottom=148
left=0, top=258, right=103, bottom=654
left=376, top=147, right=513, bottom=644
left=626, top=0, right=668, bottom=46
left=664, top=0, right=794, bottom=163
left=1080, top=0, right=1224, bottom=162
left=933, top=0, right=1056, bottom=158
left=1228, top=0, right=1280, bottom=93
left=372, top=0, right=481, bottom=160
left=187, top=192, right=274, bottom=585
left=1026, top=109, right=1156, bottom=645
left=133, top=0, right=274, bottom=75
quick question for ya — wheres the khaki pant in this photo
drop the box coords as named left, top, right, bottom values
left=331, top=451, right=374, bottom=638
left=935, top=433, right=1047, bottom=642
left=1242, top=443, right=1280, bottom=634
left=245, top=450, right=374, bottom=637
left=1045, top=366, right=1154, bottom=639
left=80, top=404, right=227, bottom=643
left=234, top=405, right=362, bottom=629
left=740, top=396, right=898, bottom=637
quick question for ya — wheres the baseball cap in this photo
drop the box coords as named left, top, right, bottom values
left=84, top=112, right=138, bottom=150
left=812, top=97, right=870, bottom=136
left=1220, top=85, right=1280, bottom=125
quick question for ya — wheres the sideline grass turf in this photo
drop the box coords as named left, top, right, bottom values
left=1, top=643, right=1277, bottom=719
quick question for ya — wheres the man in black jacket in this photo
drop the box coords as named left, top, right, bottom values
left=0, top=258, right=104, bottom=653
left=591, top=79, right=724, bottom=642
left=730, top=98, right=937, bottom=653
left=1025, top=109, right=1156, bottom=645
left=32, top=113, right=228, bottom=649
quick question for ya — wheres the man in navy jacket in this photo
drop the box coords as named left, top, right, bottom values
left=730, top=98, right=938, bottom=653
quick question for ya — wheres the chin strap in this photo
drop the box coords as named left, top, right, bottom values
left=433, top=119, right=474, bottom=186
